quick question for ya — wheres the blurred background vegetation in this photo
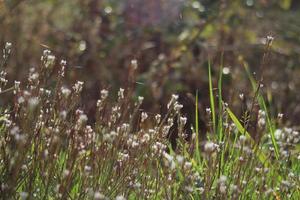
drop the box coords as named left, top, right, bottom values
left=1, top=0, right=300, bottom=124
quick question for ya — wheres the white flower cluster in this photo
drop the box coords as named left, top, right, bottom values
left=218, top=175, right=227, bottom=194
left=204, top=141, right=219, bottom=153
left=118, top=88, right=125, bottom=99
left=41, top=49, right=56, bottom=68
left=73, top=81, right=84, bottom=94
left=3, top=42, right=12, bottom=59
left=61, top=86, right=71, bottom=98
left=257, top=110, right=266, bottom=128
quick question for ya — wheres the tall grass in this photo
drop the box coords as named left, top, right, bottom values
left=0, top=43, right=299, bottom=200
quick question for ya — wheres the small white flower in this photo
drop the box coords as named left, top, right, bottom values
left=204, top=141, right=217, bottom=153
left=60, top=60, right=67, bottom=66
left=94, top=191, right=105, bottom=200
left=10, top=126, right=20, bottom=136
left=28, top=97, right=39, bottom=109
left=184, top=186, right=193, bottom=192
left=61, top=87, right=71, bottom=98
left=45, top=54, right=55, bottom=68
left=60, top=110, right=67, bottom=120
left=239, top=93, right=244, bottom=100
left=176, top=155, right=184, bottom=165
left=174, top=103, right=183, bottom=112
left=184, top=161, right=192, bottom=170
left=20, top=192, right=28, bottom=200
left=63, top=169, right=70, bottom=178
left=84, top=165, right=92, bottom=173
left=131, top=59, right=138, bottom=69
left=155, top=114, right=161, bottom=124
left=218, top=175, right=227, bottom=184
left=274, top=129, right=282, bottom=140
left=180, top=116, right=187, bottom=126
left=118, top=88, right=125, bottom=99
left=5, top=42, right=12, bottom=50
left=266, top=35, right=274, bottom=43
left=138, top=96, right=144, bottom=105
left=167, top=94, right=178, bottom=109
left=219, top=185, right=227, bottom=194
left=116, top=195, right=126, bottom=200
left=14, top=81, right=20, bottom=90
left=73, top=81, right=84, bottom=93
left=239, top=135, right=247, bottom=143
left=29, top=72, right=39, bottom=81
left=141, top=112, right=148, bottom=122
left=100, top=89, right=109, bottom=99
left=206, top=108, right=211, bottom=114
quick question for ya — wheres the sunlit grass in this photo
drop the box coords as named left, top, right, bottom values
left=0, top=44, right=299, bottom=200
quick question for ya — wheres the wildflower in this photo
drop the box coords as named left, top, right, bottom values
left=61, top=87, right=71, bottom=98
left=274, top=129, right=282, bottom=140
left=116, top=195, right=126, bottom=200
left=176, top=155, right=184, bottom=165
left=84, top=165, right=92, bottom=173
left=45, top=54, right=55, bottom=68
left=155, top=114, right=161, bottom=124
left=28, top=72, right=39, bottom=81
left=103, top=131, right=118, bottom=142
left=20, top=192, right=28, bottom=200
left=94, top=191, right=105, bottom=200
left=141, top=133, right=150, bottom=143
left=184, top=161, right=192, bottom=170
left=63, top=169, right=70, bottom=178
left=78, top=114, right=88, bottom=125
left=204, top=141, right=217, bottom=153
left=60, top=110, right=67, bottom=120
left=28, top=97, right=39, bottom=109
left=131, top=59, right=138, bottom=69
left=179, top=116, right=187, bottom=128
left=73, top=81, right=84, bottom=94
left=118, top=88, right=125, bottom=99
left=14, top=81, right=20, bottom=91
left=198, top=187, right=204, bottom=194
left=230, top=184, right=238, bottom=192
left=174, top=102, right=183, bottom=112
left=101, top=89, right=109, bottom=99
left=141, top=112, right=148, bottom=122
left=281, top=180, right=291, bottom=188
left=163, top=152, right=175, bottom=170
left=258, top=110, right=266, bottom=128
left=239, top=135, right=247, bottom=143
left=218, top=175, right=227, bottom=184
left=44, top=149, right=49, bottom=158
left=239, top=93, right=244, bottom=100
left=167, top=94, right=178, bottom=109
left=167, top=118, right=173, bottom=126
left=5, top=42, right=12, bottom=50
left=185, top=186, right=193, bottom=192
left=3, top=42, right=12, bottom=58
left=138, top=96, right=144, bottom=105
left=266, top=35, right=274, bottom=44
left=265, top=188, right=274, bottom=196
left=206, top=108, right=211, bottom=115
left=60, top=59, right=67, bottom=66
left=219, top=184, right=227, bottom=194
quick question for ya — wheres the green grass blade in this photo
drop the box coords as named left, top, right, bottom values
left=226, top=107, right=268, bottom=166
left=217, top=55, right=223, bottom=141
left=195, top=90, right=201, bottom=162
left=244, top=64, right=280, bottom=159
left=208, top=60, right=216, bottom=133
